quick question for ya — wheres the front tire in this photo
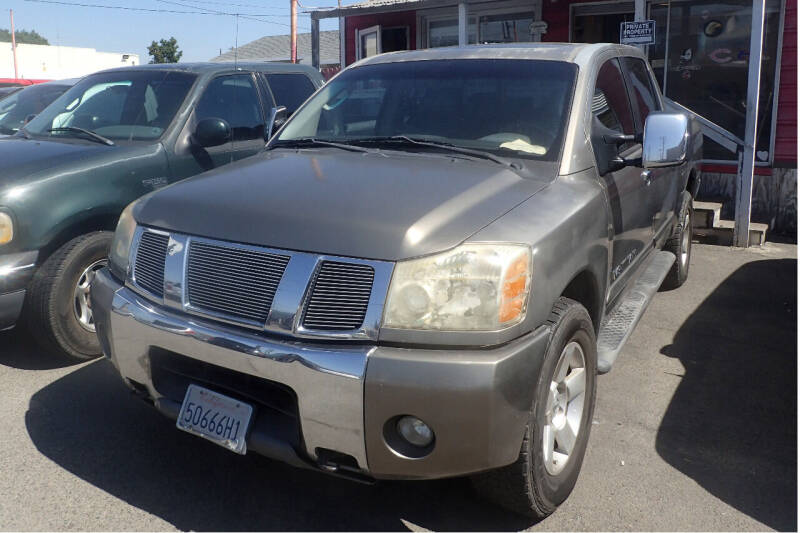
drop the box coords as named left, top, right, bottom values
left=472, top=297, right=597, bottom=519
left=661, top=191, right=693, bottom=290
left=25, top=232, right=112, bottom=360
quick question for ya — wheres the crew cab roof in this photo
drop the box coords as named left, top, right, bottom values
left=91, top=61, right=322, bottom=77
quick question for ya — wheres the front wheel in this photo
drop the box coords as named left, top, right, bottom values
left=661, top=191, right=693, bottom=290
left=25, top=232, right=112, bottom=360
left=472, top=297, right=597, bottom=519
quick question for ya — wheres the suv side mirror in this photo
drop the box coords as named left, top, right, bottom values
left=194, top=117, right=231, bottom=148
left=642, top=112, right=689, bottom=168
left=268, top=106, right=288, bottom=138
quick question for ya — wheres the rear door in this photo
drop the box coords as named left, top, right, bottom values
left=592, top=58, right=654, bottom=301
left=620, top=56, right=678, bottom=241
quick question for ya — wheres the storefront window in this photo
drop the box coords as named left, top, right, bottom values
left=649, top=0, right=782, bottom=161
left=428, top=18, right=477, bottom=47
left=478, top=12, right=536, bottom=43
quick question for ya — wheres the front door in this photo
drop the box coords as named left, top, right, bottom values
left=356, top=25, right=382, bottom=60
left=592, top=58, right=655, bottom=302
left=168, top=72, right=269, bottom=179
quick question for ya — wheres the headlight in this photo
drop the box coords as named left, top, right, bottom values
left=0, top=211, right=13, bottom=245
left=108, top=202, right=137, bottom=280
left=383, top=243, right=531, bottom=331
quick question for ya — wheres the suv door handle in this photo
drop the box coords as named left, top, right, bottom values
left=640, top=169, right=652, bottom=186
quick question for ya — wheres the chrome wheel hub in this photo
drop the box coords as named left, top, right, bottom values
left=681, top=212, right=691, bottom=267
left=543, top=341, right=586, bottom=476
left=74, top=259, right=107, bottom=332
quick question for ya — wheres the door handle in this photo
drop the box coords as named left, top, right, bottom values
left=640, top=169, right=652, bottom=186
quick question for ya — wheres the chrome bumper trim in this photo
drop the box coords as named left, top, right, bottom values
left=92, top=268, right=371, bottom=468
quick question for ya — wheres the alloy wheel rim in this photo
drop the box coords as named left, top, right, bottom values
left=73, top=259, right=107, bottom=332
left=543, top=340, right=587, bottom=476
left=681, top=212, right=691, bottom=267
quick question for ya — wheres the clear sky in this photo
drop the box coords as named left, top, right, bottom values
left=4, top=0, right=342, bottom=63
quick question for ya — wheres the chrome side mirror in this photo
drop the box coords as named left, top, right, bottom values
left=267, top=106, right=288, bottom=139
left=642, top=112, right=689, bottom=168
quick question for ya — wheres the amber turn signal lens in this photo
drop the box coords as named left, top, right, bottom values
left=499, top=253, right=530, bottom=324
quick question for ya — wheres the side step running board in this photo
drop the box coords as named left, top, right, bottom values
left=596, top=250, right=676, bottom=373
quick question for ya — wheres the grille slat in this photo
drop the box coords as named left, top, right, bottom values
left=302, top=261, right=374, bottom=331
left=133, top=232, right=169, bottom=297
left=186, top=241, right=290, bottom=324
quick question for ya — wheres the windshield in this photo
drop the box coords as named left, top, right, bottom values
left=0, top=83, right=71, bottom=135
left=24, top=70, right=196, bottom=141
left=276, top=59, right=577, bottom=161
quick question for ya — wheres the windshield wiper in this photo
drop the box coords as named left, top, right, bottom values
left=47, top=126, right=115, bottom=146
left=350, top=136, right=520, bottom=169
left=270, top=138, right=370, bottom=153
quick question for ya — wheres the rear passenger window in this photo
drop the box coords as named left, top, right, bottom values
left=621, top=57, right=660, bottom=126
left=593, top=58, right=636, bottom=150
left=266, top=74, right=316, bottom=116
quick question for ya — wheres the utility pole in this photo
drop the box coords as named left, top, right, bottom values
left=290, top=0, right=297, bottom=63
left=10, top=10, right=18, bottom=79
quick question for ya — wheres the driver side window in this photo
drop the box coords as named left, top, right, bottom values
left=195, top=74, right=265, bottom=144
left=593, top=58, right=636, bottom=151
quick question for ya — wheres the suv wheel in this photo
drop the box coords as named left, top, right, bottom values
left=25, top=232, right=112, bottom=360
left=661, top=190, right=693, bottom=290
left=472, top=297, right=597, bottom=519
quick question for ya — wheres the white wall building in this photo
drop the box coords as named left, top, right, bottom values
left=0, top=42, right=139, bottom=80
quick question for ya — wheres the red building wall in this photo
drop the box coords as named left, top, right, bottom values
left=541, top=0, right=586, bottom=42
left=344, top=11, right=418, bottom=66
left=774, top=0, right=797, bottom=166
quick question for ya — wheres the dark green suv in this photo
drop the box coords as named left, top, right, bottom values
left=0, top=62, right=324, bottom=358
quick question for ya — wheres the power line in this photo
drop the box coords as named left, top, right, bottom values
left=21, top=0, right=310, bottom=28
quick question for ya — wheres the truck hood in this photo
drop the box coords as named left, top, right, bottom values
left=0, top=136, right=111, bottom=189
left=136, top=149, right=556, bottom=261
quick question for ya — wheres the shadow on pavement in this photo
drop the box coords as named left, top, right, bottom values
left=25, top=360, right=535, bottom=531
left=657, top=258, right=797, bottom=531
left=0, top=329, right=77, bottom=371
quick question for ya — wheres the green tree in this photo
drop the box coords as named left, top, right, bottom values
left=147, top=37, right=182, bottom=64
left=0, top=28, right=49, bottom=45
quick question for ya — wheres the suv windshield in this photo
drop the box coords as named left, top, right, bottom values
left=276, top=59, right=577, bottom=161
left=0, top=82, right=72, bottom=135
left=24, top=70, right=196, bottom=141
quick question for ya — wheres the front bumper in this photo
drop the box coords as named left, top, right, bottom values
left=92, top=268, right=550, bottom=480
left=0, top=251, right=37, bottom=330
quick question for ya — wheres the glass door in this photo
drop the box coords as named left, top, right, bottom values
left=356, top=25, right=381, bottom=60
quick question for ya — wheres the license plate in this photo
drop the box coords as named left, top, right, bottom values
left=176, top=384, right=253, bottom=454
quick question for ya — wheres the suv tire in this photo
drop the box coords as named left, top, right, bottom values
left=661, top=191, right=693, bottom=290
left=25, top=232, right=112, bottom=360
left=472, top=297, right=597, bottom=519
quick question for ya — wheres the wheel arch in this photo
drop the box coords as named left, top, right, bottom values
left=559, top=268, right=603, bottom=334
left=38, top=212, right=118, bottom=264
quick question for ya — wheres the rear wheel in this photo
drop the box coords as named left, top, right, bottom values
left=662, top=191, right=693, bottom=290
left=472, top=297, right=597, bottom=519
left=25, top=232, right=112, bottom=360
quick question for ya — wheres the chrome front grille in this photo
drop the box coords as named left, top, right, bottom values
left=302, top=261, right=375, bottom=331
left=128, top=228, right=392, bottom=340
left=186, top=241, right=290, bottom=325
left=133, top=231, right=169, bottom=297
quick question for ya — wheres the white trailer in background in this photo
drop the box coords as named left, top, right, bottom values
left=0, top=42, right=139, bottom=80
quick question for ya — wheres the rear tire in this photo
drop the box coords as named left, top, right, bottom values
left=472, top=297, right=597, bottom=519
left=25, top=232, right=112, bottom=361
left=661, top=191, right=693, bottom=290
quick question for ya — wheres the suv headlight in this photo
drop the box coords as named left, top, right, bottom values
left=108, top=202, right=137, bottom=280
left=383, top=243, right=531, bottom=331
left=0, top=211, right=13, bottom=245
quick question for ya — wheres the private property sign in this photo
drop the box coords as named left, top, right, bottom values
left=620, top=20, right=656, bottom=45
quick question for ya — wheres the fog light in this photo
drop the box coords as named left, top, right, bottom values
left=396, top=416, right=434, bottom=447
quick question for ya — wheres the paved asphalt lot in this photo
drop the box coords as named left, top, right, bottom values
left=0, top=243, right=796, bottom=531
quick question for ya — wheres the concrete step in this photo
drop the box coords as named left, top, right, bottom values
left=692, top=200, right=722, bottom=229
left=693, top=220, right=768, bottom=246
